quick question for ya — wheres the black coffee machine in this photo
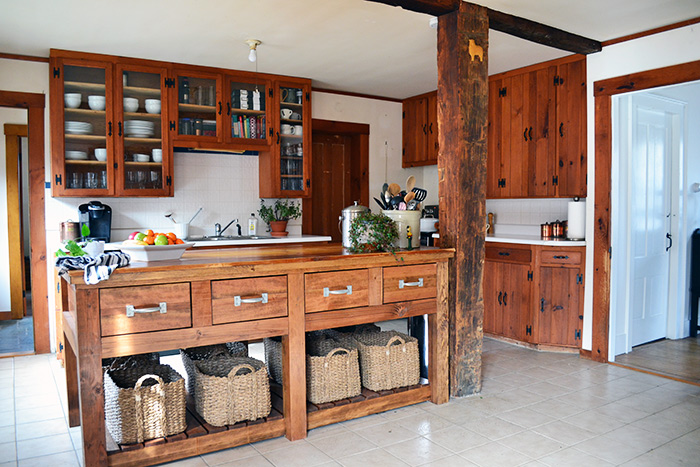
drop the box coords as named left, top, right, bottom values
left=78, top=201, right=112, bottom=242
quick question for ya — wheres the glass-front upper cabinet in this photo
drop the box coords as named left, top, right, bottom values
left=171, top=69, right=220, bottom=143
left=116, top=64, right=170, bottom=196
left=225, top=76, right=272, bottom=146
left=51, top=59, right=115, bottom=196
left=275, top=81, right=311, bottom=197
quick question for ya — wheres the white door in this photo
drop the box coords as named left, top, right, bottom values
left=628, top=94, right=677, bottom=347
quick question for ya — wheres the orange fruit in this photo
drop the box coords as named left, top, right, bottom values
left=175, top=238, right=184, bottom=244
left=166, top=232, right=177, bottom=241
left=145, top=235, right=155, bottom=245
left=145, top=229, right=154, bottom=237
left=168, top=238, right=175, bottom=245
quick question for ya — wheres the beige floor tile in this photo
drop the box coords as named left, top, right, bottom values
left=14, top=405, right=64, bottom=425
left=380, top=405, right=427, bottom=422
left=614, top=391, right=681, bottom=415
left=424, top=425, right=489, bottom=453
left=561, top=409, right=625, bottom=435
left=335, top=447, right=408, bottom=467
left=497, top=388, right=547, bottom=408
left=396, top=413, right=455, bottom=436
left=0, top=410, right=14, bottom=428
left=15, top=418, right=68, bottom=441
left=16, top=433, right=73, bottom=460
left=603, top=424, right=673, bottom=450
left=353, top=421, right=419, bottom=447
left=492, top=372, right=541, bottom=388
left=340, top=413, right=385, bottom=431
left=307, top=431, right=377, bottom=459
left=423, top=400, right=488, bottom=424
left=157, top=456, right=209, bottom=466
left=629, top=411, right=700, bottom=439
left=262, top=441, right=333, bottom=467
left=14, top=393, right=61, bottom=412
left=306, top=423, right=350, bottom=440
left=420, top=454, right=479, bottom=467
left=0, top=442, right=16, bottom=463
left=499, top=430, right=564, bottom=459
left=0, top=398, right=13, bottom=413
left=574, top=435, right=650, bottom=465
left=201, top=444, right=260, bottom=465
left=532, top=420, right=597, bottom=446
left=526, top=399, right=582, bottom=420
left=554, top=389, right=608, bottom=411
left=519, top=382, right=571, bottom=398
left=460, top=415, right=523, bottom=440
left=497, top=407, right=556, bottom=429
left=619, top=449, right=685, bottom=467
left=383, top=437, right=452, bottom=467
left=251, top=436, right=302, bottom=454
left=538, top=447, right=614, bottom=467
left=590, top=401, right=649, bottom=423
left=214, top=453, right=273, bottom=467
left=460, top=441, right=532, bottom=467
left=516, top=366, right=563, bottom=381
left=17, top=451, right=79, bottom=467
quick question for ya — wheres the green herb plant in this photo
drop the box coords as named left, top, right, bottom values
left=55, top=224, right=91, bottom=257
left=257, top=199, right=302, bottom=224
left=348, top=212, right=399, bottom=254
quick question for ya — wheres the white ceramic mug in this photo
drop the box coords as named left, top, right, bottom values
left=291, top=112, right=302, bottom=120
left=281, top=124, right=293, bottom=134
left=293, top=125, right=303, bottom=136
left=152, top=148, right=163, bottom=162
left=281, top=108, right=293, bottom=119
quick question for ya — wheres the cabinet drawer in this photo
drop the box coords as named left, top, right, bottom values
left=539, top=249, right=582, bottom=266
left=305, top=269, right=369, bottom=313
left=100, top=283, right=192, bottom=337
left=485, top=245, right=531, bottom=264
left=383, top=263, right=437, bottom=303
left=211, top=276, right=288, bottom=324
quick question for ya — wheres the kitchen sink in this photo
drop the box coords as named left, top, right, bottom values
left=187, top=235, right=265, bottom=241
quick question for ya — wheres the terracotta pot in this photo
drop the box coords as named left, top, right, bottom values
left=269, top=220, right=289, bottom=237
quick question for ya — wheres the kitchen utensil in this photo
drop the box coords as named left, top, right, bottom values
left=412, top=187, right=427, bottom=202
left=398, top=202, right=407, bottom=210
left=404, top=191, right=415, bottom=203
left=407, top=200, right=418, bottom=210
left=339, top=202, right=369, bottom=248
left=390, top=195, right=404, bottom=209
left=374, top=197, right=387, bottom=210
left=388, top=183, right=401, bottom=196
left=382, top=182, right=388, bottom=194
left=165, top=212, right=176, bottom=223
left=188, top=207, right=203, bottom=224
left=420, top=218, right=438, bottom=233
left=406, top=175, right=416, bottom=193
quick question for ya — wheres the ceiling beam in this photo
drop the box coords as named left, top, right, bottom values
left=366, top=1, right=602, bottom=55
left=488, top=8, right=602, bottom=55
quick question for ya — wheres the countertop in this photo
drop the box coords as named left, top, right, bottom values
left=186, top=234, right=332, bottom=248
left=431, top=232, right=586, bottom=246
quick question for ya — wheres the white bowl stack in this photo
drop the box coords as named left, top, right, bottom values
left=65, top=121, right=93, bottom=135
left=133, top=153, right=150, bottom=162
left=124, top=120, right=154, bottom=137
left=64, top=93, right=81, bottom=108
left=65, top=150, right=88, bottom=160
left=88, top=95, right=106, bottom=111
left=145, top=99, right=161, bottom=114
left=123, top=97, right=139, bottom=113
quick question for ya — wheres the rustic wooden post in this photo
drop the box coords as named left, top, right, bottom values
left=437, top=2, right=488, bottom=396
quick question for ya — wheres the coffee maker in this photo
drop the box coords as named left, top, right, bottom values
left=78, top=201, right=112, bottom=242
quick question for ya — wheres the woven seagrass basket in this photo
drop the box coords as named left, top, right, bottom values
left=193, top=356, right=271, bottom=427
left=263, top=337, right=283, bottom=384
left=180, top=342, right=247, bottom=395
left=306, top=337, right=361, bottom=404
left=102, top=352, right=159, bottom=371
left=353, top=331, right=420, bottom=391
left=104, top=363, right=186, bottom=445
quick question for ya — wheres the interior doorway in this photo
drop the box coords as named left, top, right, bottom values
left=303, top=119, right=370, bottom=240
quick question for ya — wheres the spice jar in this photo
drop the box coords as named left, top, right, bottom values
left=541, top=222, right=553, bottom=238
left=553, top=220, right=564, bottom=238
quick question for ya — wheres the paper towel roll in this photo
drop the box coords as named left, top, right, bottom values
left=567, top=199, right=586, bottom=240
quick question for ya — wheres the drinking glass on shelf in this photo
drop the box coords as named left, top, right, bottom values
left=125, top=171, right=136, bottom=189
left=70, top=172, right=83, bottom=189
left=99, top=171, right=107, bottom=189
left=150, top=170, right=161, bottom=189
left=85, top=172, right=97, bottom=189
left=136, top=170, right=148, bottom=189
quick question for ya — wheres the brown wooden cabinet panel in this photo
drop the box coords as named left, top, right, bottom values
left=99, top=283, right=192, bottom=336
left=383, top=263, right=437, bottom=303
left=536, top=266, right=582, bottom=346
left=211, top=276, right=288, bottom=324
left=402, top=91, right=438, bottom=167
left=483, top=260, right=503, bottom=335
left=485, top=244, right=532, bottom=264
left=539, top=249, right=583, bottom=266
left=555, top=59, right=587, bottom=198
left=304, top=269, right=369, bottom=313
left=502, top=262, right=531, bottom=341
left=527, top=66, right=557, bottom=197
left=487, top=78, right=503, bottom=198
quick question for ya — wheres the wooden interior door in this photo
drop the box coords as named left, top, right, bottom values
left=4, top=125, right=27, bottom=320
left=504, top=73, right=528, bottom=198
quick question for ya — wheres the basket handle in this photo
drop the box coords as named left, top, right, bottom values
left=227, top=363, right=255, bottom=378
left=386, top=336, right=406, bottom=347
left=327, top=347, right=349, bottom=357
left=135, top=374, right=165, bottom=392
left=134, top=373, right=166, bottom=443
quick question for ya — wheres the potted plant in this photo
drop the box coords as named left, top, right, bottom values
left=348, top=212, right=399, bottom=253
left=258, top=199, right=302, bottom=236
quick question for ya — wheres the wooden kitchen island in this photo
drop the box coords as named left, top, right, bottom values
left=59, top=244, right=454, bottom=466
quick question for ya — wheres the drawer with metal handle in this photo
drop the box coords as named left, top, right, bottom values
left=305, top=269, right=369, bottom=313
left=99, top=283, right=192, bottom=337
left=485, top=245, right=531, bottom=264
left=383, top=263, right=436, bottom=303
left=212, top=276, right=287, bottom=324
left=539, top=249, right=582, bottom=266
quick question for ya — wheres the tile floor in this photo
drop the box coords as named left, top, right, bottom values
left=1, top=338, right=700, bottom=466
left=0, top=317, right=33, bottom=355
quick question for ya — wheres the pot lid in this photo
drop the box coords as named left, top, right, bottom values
left=341, top=201, right=368, bottom=213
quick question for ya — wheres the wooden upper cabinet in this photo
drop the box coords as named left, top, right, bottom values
left=527, top=66, right=556, bottom=197
left=402, top=91, right=438, bottom=167
left=555, top=59, right=587, bottom=198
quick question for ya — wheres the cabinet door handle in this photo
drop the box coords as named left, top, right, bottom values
left=528, top=127, right=533, bottom=140
left=503, top=292, right=508, bottom=306
left=218, top=101, right=222, bottom=115
left=559, top=122, right=564, bottom=137
left=399, top=278, right=423, bottom=289
left=323, top=285, right=352, bottom=297
left=422, top=124, right=427, bottom=135
left=498, top=251, right=510, bottom=256
left=234, top=293, right=268, bottom=306
left=523, top=128, right=528, bottom=141
left=429, top=123, right=433, bottom=134
left=118, top=121, right=122, bottom=137
left=540, top=298, right=545, bottom=312
left=498, top=291, right=502, bottom=305
left=108, top=121, right=112, bottom=136
left=276, top=131, right=280, bottom=144
left=126, top=302, right=167, bottom=317
left=553, top=305, right=564, bottom=311
left=666, top=233, right=673, bottom=251
left=553, top=255, right=569, bottom=259
left=227, top=102, right=231, bottom=115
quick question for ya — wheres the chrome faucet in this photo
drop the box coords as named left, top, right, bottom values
left=215, top=218, right=239, bottom=236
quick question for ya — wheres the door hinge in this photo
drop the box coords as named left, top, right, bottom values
left=59, top=342, right=64, bottom=352
left=499, top=87, right=507, bottom=97
left=528, top=271, right=533, bottom=281
left=166, top=176, right=172, bottom=186
left=609, top=246, right=612, bottom=259
left=269, top=127, right=273, bottom=138
left=269, top=88, right=273, bottom=98
left=113, top=162, right=118, bottom=169
left=305, top=92, right=310, bottom=101
left=164, top=77, right=175, bottom=88
left=526, top=325, right=532, bottom=336
left=552, top=175, right=559, bottom=186
left=540, top=298, right=545, bottom=312
left=306, top=179, right=310, bottom=188
left=54, top=174, right=62, bottom=186
left=402, top=111, right=405, bottom=119
left=576, top=273, right=583, bottom=285
left=575, top=329, right=581, bottom=340
left=53, top=67, right=60, bottom=79
left=169, top=121, right=176, bottom=131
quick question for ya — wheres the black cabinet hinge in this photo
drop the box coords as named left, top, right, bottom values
left=499, top=87, right=507, bottom=97
left=402, top=111, right=405, bottom=119
left=169, top=121, right=176, bottom=131
left=306, top=179, right=310, bottom=188
left=575, top=329, right=581, bottom=340
left=54, top=174, right=62, bottom=186
left=526, top=325, right=532, bottom=336
left=528, top=271, right=533, bottom=281
left=554, top=75, right=564, bottom=86
left=113, top=162, right=118, bottom=169
left=552, top=175, right=559, bottom=186
left=269, top=88, right=273, bottom=98
left=166, top=176, right=172, bottom=186
left=53, top=67, right=60, bottom=79
left=164, top=77, right=175, bottom=88
left=59, top=342, right=64, bottom=352
left=269, top=127, right=273, bottom=138
left=576, top=273, right=583, bottom=285
left=305, top=92, right=310, bottom=101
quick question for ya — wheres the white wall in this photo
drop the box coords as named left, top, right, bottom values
left=586, top=23, right=700, bottom=355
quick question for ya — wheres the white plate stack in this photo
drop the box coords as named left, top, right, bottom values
left=65, top=121, right=93, bottom=135
left=124, top=120, right=155, bottom=137
left=65, top=150, right=88, bottom=160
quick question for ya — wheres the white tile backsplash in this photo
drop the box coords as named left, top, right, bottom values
left=45, top=151, right=302, bottom=243
left=486, top=198, right=573, bottom=226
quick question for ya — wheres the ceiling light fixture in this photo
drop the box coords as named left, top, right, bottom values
left=246, top=39, right=261, bottom=62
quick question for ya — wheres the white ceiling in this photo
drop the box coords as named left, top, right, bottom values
left=2, top=0, right=700, bottom=99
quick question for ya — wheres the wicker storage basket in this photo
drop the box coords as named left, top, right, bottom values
left=353, top=331, right=420, bottom=391
left=263, top=337, right=283, bottom=384
left=193, top=356, right=271, bottom=427
left=306, top=338, right=361, bottom=404
left=180, top=342, right=247, bottom=395
left=102, top=352, right=159, bottom=371
left=104, top=364, right=186, bottom=445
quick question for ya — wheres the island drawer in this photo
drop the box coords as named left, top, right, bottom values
left=383, top=263, right=437, bottom=303
left=305, top=269, right=369, bottom=313
left=485, top=244, right=532, bottom=264
left=539, top=249, right=583, bottom=266
left=211, top=276, right=288, bottom=324
left=99, top=283, right=192, bottom=337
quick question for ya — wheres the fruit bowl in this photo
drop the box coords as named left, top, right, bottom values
left=119, top=242, right=193, bottom=262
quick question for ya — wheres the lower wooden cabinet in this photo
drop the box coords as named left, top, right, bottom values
left=484, top=242, right=585, bottom=348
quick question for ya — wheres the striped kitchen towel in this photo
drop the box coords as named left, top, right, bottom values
left=55, top=252, right=131, bottom=285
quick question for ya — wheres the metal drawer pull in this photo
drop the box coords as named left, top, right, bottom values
left=399, top=278, right=424, bottom=289
left=323, top=285, right=352, bottom=297
left=498, top=252, right=510, bottom=256
left=553, top=255, right=569, bottom=259
left=126, top=302, right=167, bottom=317
left=234, top=293, right=268, bottom=307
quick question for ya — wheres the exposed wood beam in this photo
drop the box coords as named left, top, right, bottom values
left=366, top=0, right=459, bottom=16
left=488, top=8, right=601, bottom=55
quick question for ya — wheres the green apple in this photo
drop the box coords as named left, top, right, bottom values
left=155, top=234, right=168, bottom=246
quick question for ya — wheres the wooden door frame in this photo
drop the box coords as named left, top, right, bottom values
left=4, top=124, right=27, bottom=320
left=303, top=119, right=370, bottom=235
left=591, top=60, right=700, bottom=362
left=0, top=90, right=49, bottom=354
